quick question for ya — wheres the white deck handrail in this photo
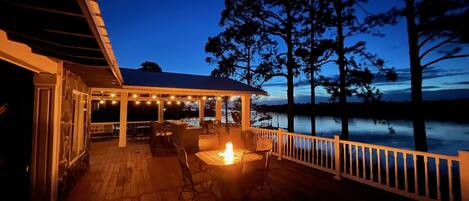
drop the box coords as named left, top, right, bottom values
left=249, top=127, right=466, bottom=201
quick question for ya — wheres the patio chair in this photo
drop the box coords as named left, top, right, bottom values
left=240, top=149, right=273, bottom=199
left=150, top=122, right=173, bottom=156
left=174, top=143, right=215, bottom=201
left=231, top=111, right=241, bottom=126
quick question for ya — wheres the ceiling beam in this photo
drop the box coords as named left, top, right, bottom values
left=1, top=0, right=84, bottom=18
left=5, top=30, right=102, bottom=51
left=44, top=29, right=95, bottom=38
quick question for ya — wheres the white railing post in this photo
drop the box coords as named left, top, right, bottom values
left=334, top=135, right=341, bottom=180
left=278, top=128, right=283, bottom=160
left=459, top=150, right=469, bottom=201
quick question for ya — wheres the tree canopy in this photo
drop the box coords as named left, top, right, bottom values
left=139, top=61, right=162, bottom=72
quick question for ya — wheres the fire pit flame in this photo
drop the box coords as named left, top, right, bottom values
left=219, top=141, right=234, bottom=164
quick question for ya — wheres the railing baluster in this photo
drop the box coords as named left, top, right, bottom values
left=301, top=136, right=304, bottom=161
left=330, top=141, right=334, bottom=169
left=448, top=160, right=453, bottom=201
left=362, top=146, right=366, bottom=178
left=424, top=156, right=429, bottom=198
left=414, top=154, right=419, bottom=195
left=342, top=143, right=346, bottom=172
left=394, top=152, right=399, bottom=190
left=325, top=141, right=329, bottom=168
left=377, top=149, right=382, bottom=184
left=403, top=153, right=408, bottom=192
left=355, top=145, right=359, bottom=176
left=370, top=148, right=374, bottom=181
left=385, top=150, right=390, bottom=186
left=349, top=144, right=353, bottom=175
left=436, top=158, right=441, bottom=201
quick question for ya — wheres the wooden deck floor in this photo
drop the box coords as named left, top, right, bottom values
left=66, top=140, right=411, bottom=201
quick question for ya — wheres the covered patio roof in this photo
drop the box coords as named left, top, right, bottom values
left=120, top=68, right=267, bottom=95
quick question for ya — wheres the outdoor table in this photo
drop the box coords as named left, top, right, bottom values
left=195, top=148, right=262, bottom=166
left=195, top=148, right=263, bottom=201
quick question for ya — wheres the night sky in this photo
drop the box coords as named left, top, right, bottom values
left=100, top=0, right=469, bottom=105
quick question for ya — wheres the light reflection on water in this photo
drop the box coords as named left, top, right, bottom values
left=256, top=113, right=469, bottom=156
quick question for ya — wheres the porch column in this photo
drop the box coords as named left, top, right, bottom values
left=32, top=72, right=62, bottom=201
left=241, top=95, right=251, bottom=131
left=158, top=101, right=164, bottom=123
left=119, top=92, right=128, bottom=147
left=198, top=100, right=205, bottom=122
left=215, top=97, right=222, bottom=122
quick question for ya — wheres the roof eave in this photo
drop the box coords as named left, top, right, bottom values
left=116, top=85, right=268, bottom=96
left=77, top=0, right=123, bottom=85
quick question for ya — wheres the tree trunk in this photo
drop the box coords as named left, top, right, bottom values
left=405, top=0, right=428, bottom=152
left=287, top=59, right=295, bottom=133
left=309, top=0, right=316, bottom=136
left=286, top=5, right=295, bottom=133
left=335, top=0, right=349, bottom=140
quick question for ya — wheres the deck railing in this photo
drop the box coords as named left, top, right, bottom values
left=90, top=121, right=153, bottom=138
left=249, top=127, right=466, bottom=201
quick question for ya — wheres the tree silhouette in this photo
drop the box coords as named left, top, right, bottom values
left=405, top=0, right=469, bottom=151
left=205, top=20, right=276, bottom=88
left=139, top=61, right=162, bottom=72
left=373, top=0, right=469, bottom=151
left=221, top=0, right=305, bottom=132
left=295, top=0, right=334, bottom=135
left=324, top=0, right=396, bottom=140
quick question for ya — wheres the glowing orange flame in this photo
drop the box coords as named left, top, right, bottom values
left=219, top=141, right=234, bottom=164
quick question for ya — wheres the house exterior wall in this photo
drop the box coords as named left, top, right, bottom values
left=57, top=66, right=90, bottom=200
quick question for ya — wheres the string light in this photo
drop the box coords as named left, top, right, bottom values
left=167, top=101, right=172, bottom=105
left=176, top=101, right=181, bottom=105
left=133, top=94, right=138, bottom=98
left=112, top=100, right=117, bottom=105
left=110, top=93, right=116, bottom=97
left=188, top=96, right=192, bottom=100
left=152, top=95, right=157, bottom=99
left=99, top=100, right=105, bottom=104
left=217, top=96, right=221, bottom=100
left=156, top=101, right=161, bottom=104
left=202, top=96, right=207, bottom=100
left=146, top=101, right=151, bottom=105
left=135, top=101, right=141, bottom=105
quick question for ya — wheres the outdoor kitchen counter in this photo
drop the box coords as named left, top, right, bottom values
left=166, top=120, right=202, bottom=153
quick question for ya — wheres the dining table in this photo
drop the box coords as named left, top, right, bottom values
left=195, top=148, right=263, bottom=201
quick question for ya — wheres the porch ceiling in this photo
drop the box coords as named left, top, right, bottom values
left=0, top=0, right=123, bottom=85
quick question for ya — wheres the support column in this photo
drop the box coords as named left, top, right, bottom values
left=241, top=95, right=251, bottom=131
left=158, top=101, right=164, bottom=123
left=198, top=100, right=205, bottom=122
left=215, top=97, right=222, bottom=123
left=119, top=92, right=128, bottom=147
left=31, top=72, right=61, bottom=201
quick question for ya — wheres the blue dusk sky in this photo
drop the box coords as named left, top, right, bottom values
left=100, top=0, right=469, bottom=105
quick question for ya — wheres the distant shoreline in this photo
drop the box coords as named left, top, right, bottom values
left=256, top=99, right=469, bottom=123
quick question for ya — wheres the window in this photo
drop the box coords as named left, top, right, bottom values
left=70, top=91, right=88, bottom=164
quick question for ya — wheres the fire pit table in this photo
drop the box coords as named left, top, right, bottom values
left=194, top=143, right=263, bottom=201
left=195, top=148, right=262, bottom=166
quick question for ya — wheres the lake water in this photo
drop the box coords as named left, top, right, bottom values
left=252, top=113, right=469, bottom=156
